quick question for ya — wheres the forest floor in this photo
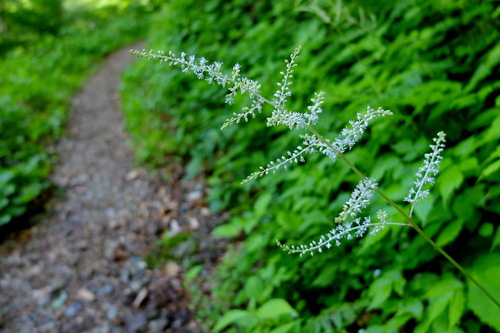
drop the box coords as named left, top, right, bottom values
left=0, top=42, right=224, bottom=333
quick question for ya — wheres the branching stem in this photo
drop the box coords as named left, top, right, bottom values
left=305, top=123, right=500, bottom=308
left=133, top=48, right=500, bottom=308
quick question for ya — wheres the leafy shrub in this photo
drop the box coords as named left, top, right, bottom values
left=0, top=4, right=151, bottom=226
left=122, top=0, right=500, bottom=331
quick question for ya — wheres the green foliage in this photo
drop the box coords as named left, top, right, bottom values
left=0, top=4, right=150, bottom=226
left=122, top=0, right=500, bottom=331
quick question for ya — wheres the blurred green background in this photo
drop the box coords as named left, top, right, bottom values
left=0, top=0, right=156, bottom=226
left=2, top=0, right=500, bottom=332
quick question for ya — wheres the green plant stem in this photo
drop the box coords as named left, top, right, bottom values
left=303, top=123, right=500, bottom=308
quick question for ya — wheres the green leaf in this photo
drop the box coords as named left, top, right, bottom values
left=492, top=227, right=500, bottom=252
left=478, top=222, right=494, bottom=238
left=213, top=309, right=253, bottom=332
left=185, top=265, right=203, bottom=281
left=397, top=299, right=423, bottom=320
left=438, top=165, right=464, bottom=207
left=14, top=182, right=44, bottom=204
left=436, top=219, right=464, bottom=247
left=256, top=298, right=297, bottom=319
left=465, top=42, right=500, bottom=92
left=368, top=269, right=405, bottom=310
left=212, top=220, right=241, bottom=238
left=414, top=192, right=435, bottom=225
left=253, top=191, right=273, bottom=218
left=268, top=321, right=301, bottom=333
left=467, top=253, right=500, bottom=331
left=448, top=290, right=465, bottom=331
left=0, top=170, right=15, bottom=184
left=423, top=275, right=463, bottom=299
left=479, top=159, right=500, bottom=181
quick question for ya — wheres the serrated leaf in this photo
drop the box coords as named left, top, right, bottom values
left=213, top=309, right=253, bottom=332
left=467, top=253, right=500, bottom=331
left=256, top=298, right=297, bottom=319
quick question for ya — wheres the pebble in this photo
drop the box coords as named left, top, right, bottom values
left=98, top=284, right=114, bottom=296
left=63, top=302, right=83, bottom=318
left=104, top=303, right=119, bottom=321
left=124, top=311, right=148, bottom=332
left=77, top=287, right=96, bottom=302
left=147, top=318, right=168, bottom=333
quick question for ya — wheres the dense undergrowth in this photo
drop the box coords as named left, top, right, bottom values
left=0, top=0, right=155, bottom=227
left=121, top=0, right=500, bottom=331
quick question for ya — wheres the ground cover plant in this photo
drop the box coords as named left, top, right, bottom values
left=122, top=0, right=500, bottom=331
left=0, top=0, right=154, bottom=227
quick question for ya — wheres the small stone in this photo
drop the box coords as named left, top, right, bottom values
left=129, top=280, right=143, bottom=293
left=105, top=303, right=119, bottom=320
left=186, top=191, right=202, bottom=202
left=125, top=170, right=139, bottom=181
left=106, top=207, right=116, bottom=218
left=33, top=287, right=51, bottom=306
left=77, top=287, right=96, bottom=302
left=124, top=311, right=148, bottom=332
left=129, top=256, right=147, bottom=274
left=63, top=302, right=83, bottom=318
left=98, top=284, right=114, bottom=296
left=200, top=207, right=211, bottom=216
left=104, top=240, right=119, bottom=259
left=147, top=318, right=168, bottom=333
left=164, top=261, right=180, bottom=277
left=169, top=219, right=181, bottom=236
left=132, top=287, right=148, bottom=308
left=186, top=215, right=199, bottom=230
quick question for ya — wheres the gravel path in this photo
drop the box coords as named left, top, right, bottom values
left=0, top=42, right=219, bottom=333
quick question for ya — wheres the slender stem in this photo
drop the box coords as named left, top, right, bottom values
left=304, top=123, right=500, bottom=308
left=377, top=188, right=500, bottom=308
left=136, top=50, right=499, bottom=307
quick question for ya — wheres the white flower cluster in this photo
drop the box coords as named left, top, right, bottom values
left=304, top=92, right=325, bottom=126
left=132, top=46, right=446, bottom=258
left=265, top=46, right=325, bottom=130
left=404, top=131, right=446, bottom=215
left=272, top=46, right=301, bottom=109
left=241, top=140, right=317, bottom=184
left=335, top=178, right=378, bottom=223
left=246, top=106, right=391, bottom=183
left=333, top=106, right=393, bottom=153
left=130, top=49, right=264, bottom=131
left=277, top=210, right=387, bottom=257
